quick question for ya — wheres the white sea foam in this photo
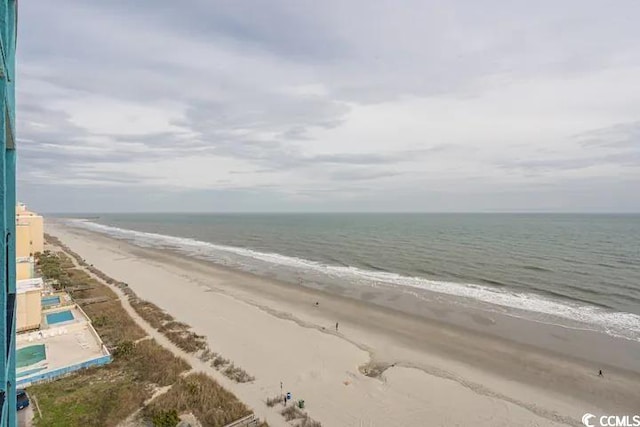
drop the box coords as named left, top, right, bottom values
left=67, top=219, right=640, bottom=342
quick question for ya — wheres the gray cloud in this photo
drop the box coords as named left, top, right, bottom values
left=16, top=0, right=640, bottom=212
left=577, top=121, right=640, bottom=149
left=328, top=169, right=400, bottom=181
left=502, top=153, right=640, bottom=172
left=496, top=121, right=640, bottom=173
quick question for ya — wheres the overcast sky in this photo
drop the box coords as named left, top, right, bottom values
left=17, top=1, right=640, bottom=213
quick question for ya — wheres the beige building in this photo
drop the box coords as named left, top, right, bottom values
left=16, top=202, right=44, bottom=255
left=16, top=258, right=33, bottom=280
left=17, top=278, right=43, bottom=332
left=16, top=223, right=31, bottom=258
left=16, top=203, right=45, bottom=332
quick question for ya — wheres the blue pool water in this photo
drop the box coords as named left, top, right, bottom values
left=41, top=296, right=60, bottom=307
left=46, top=310, right=74, bottom=325
left=17, top=345, right=46, bottom=368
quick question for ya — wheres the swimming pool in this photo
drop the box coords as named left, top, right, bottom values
left=46, top=310, right=74, bottom=325
left=17, top=345, right=46, bottom=368
left=41, top=296, right=61, bottom=307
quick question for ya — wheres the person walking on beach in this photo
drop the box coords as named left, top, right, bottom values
left=599, top=369, right=603, bottom=377
left=336, top=322, right=339, bottom=331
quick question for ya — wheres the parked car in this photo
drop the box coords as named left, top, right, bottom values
left=17, top=389, right=29, bottom=411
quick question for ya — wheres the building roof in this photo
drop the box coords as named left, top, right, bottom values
left=17, top=278, right=44, bottom=293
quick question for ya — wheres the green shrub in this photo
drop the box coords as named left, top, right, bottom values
left=113, top=341, right=135, bottom=359
left=152, top=410, right=180, bottom=427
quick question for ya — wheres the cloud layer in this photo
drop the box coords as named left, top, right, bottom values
left=17, top=0, right=640, bottom=212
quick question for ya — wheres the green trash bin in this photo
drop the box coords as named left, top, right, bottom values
left=298, top=399, right=305, bottom=409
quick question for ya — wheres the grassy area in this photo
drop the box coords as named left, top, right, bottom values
left=46, top=236, right=240, bottom=370
left=118, top=339, right=190, bottom=386
left=85, top=300, right=146, bottom=347
left=74, top=273, right=145, bottom=348
left=56, top=252, right=75, bottom=269
left=35, top=251, right=70, bottom=289
left=31, top=366, right=145, bottom=427
left=30, top=339, right=190, bottom=427
left=129, top=299, right=174, bottom=329
left=36, top=234, right=264, bottom=426
left=37, top=248, right=145, bottom=347
left=144, top=373, right=251, bottom=427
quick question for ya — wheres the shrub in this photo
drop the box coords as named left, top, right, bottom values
left=211, top=355, right=229, bottom=369
left=113, top=340, right=135, bottom=359
left=223, top=364, right=254, bottom=383
left=152, top=410, right=180, bottom=427
left=144, top=373, right=250, bottom=427
left=266, top=396, right=282, bottom=408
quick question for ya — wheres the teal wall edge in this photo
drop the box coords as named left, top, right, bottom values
left=0, top=0, right=17, bottom=426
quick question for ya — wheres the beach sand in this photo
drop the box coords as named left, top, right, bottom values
left=47, top=222, right=640, bottom=427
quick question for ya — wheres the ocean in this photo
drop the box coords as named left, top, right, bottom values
left=63, top=213, right=640, bottom=342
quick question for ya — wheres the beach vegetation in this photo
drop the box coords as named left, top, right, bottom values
left=45, top=237, right=250, bottom=381
left=151, top=409, right=180, bottom=427
left=35, top=251, right=69, bottom=289
left=143, top=373, right=251, bottom=427
left=30, top=366, right=147, bottom=427
left=265, top=396, right=282, bottom=407
left=39, top=234, right=259, bottom=426
left=30, top=339, right=189, bottom=426
left=198, top=348, right=216, bottom=363
left=36, top=243, right=145, bottom=346
left=223, top=363, right=255, bottom=383
left=211, top=354, right=229, bottom=369
left=122, top=339, right=190, bottom=386
left=131, top=298, right=209, bottom=353
left=130, top=298, right=174, bottom=329
left=281, top=406, right=321, bottom=426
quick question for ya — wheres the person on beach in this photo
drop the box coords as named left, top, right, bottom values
left=336, top=322, right=339, bottom=331
left=599, top=369, right=603, bottom=377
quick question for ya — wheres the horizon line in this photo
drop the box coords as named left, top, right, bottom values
left=42, top=211, right=640, bottom=216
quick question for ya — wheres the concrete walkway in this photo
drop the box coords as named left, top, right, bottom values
left=17, top=405, right=34, bottom=427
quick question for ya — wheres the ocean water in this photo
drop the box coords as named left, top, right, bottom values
left=64, top=213, right=640, bottom=342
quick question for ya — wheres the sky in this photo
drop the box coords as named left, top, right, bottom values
left=17, top=0, right=640, bottom=213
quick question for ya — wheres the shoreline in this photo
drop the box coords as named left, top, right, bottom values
left=65, top=217, right=640, bottom=347
left=46, top=221, right=640, bottom=426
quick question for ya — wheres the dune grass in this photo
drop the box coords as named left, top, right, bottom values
left=47, top=235, right=246, bottom=375
left=281, top=406, right=322, bottom=426
left=144, top=373, right=251, bottom=427
left=130, top=298, right=209, bottom=353
left=38, top=234, right=263, bottom=425
left=31, top=339, right=190, bottom=427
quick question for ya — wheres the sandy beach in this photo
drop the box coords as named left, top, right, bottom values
left=46, top=221, right=640, bottom=427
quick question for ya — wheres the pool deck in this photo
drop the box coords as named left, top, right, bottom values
left=16, top=302, right=111, bottom=386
